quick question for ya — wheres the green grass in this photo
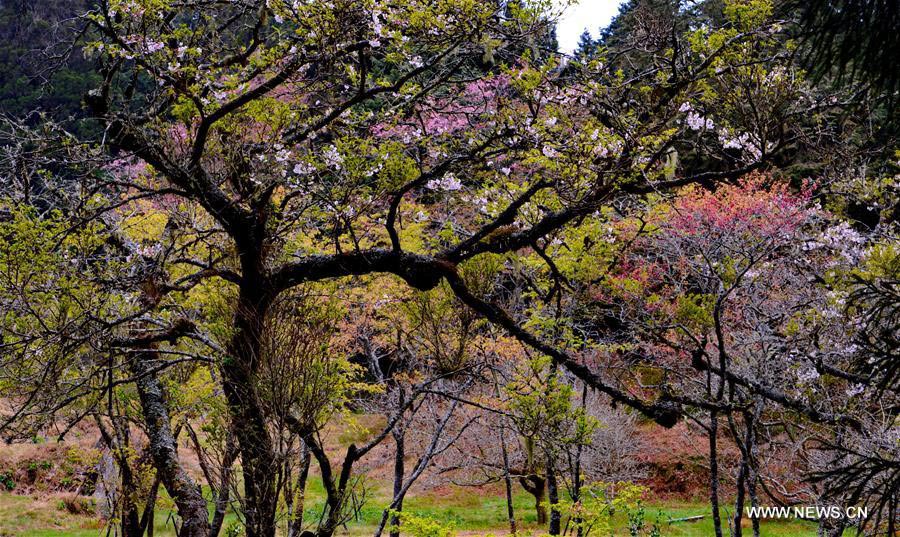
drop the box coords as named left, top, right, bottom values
left=0, top=485, right=824, bottom=536
left=0, top=493, right=101, bottom=537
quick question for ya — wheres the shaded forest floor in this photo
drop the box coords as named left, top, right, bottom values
left=0, top=485, right=826, bottom=536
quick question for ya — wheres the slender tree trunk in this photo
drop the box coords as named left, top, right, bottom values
left=572, top=384, right=587, bottom=537
left=534, top=487, right=547, bottom=526
left=491, top=369, right=517, bottom=535
left=499, top=422, right=517, bottom=535
left=373, top=400, right=458, bottom=537
left=120, top=457, right=143, bottom=537
left=709, top=411, right=724, bottom=537
left=307, top=432, right=358, bottom=537
left=96, top=415, right=142, bottom=537
left=747, top=465, right=760, bottom=537
left=390, top=428, right=405, bottom=537
left=729, top=404, right=761, bottom=537
left=818, top=516, right=847, bottom=537
left=746, top=419, right=761, bottom=537
left=116, top=419, right=142, bottom=537
left=130, top=351, right=210, bottom=537
left=732, top=454, right=747, bottom=537
left=288, top=442, right=312, bottom=537
left=139, top=475, right=160, bottom=537
left=546, top=454, right=561, bottom=536
left=302, top=432, right=348, bottom=537
left=887, top=493, right=896, bottom=537
left=728, top=412, right=746, bottom=537
left=210, top=434, right=239, bottom=537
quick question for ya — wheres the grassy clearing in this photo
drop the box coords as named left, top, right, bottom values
left=0, top=483, right=824, bottom=536
left=0, top=493, right=101, bottom=537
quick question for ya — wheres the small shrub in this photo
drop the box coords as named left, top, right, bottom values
left=388, top=510, right=454, bottom=537
left=549, top=481, right=662, bottom=537
left=0, top=471, right=15, bottom=491
left=58, top=494, right=94, bottom=515
left=224, top=520, right=245, bottom=537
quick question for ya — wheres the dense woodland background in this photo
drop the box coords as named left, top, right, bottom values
left=0, top=1, right=897, bottom=537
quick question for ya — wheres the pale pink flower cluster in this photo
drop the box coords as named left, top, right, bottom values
left=321, top=145, right=343, bottom=170
left=679, top=102, right=714, bottom=130
left=685, top=112, right=714, bottom=131
left=293, top=162, right=315, bottom=175
left=111, top=0, right=146, bottom=19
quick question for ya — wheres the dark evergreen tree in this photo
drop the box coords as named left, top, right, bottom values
left=789, top=0, right=900, bottom=98
left=574, top=28, right=598, bottom=61
left=0, top=0, right=100, bottom=136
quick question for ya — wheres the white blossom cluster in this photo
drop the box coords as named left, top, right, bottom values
left=426, top=173, right=462, bottom=191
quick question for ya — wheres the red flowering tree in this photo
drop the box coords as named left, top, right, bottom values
left=597, top=175, right=898, bottom=534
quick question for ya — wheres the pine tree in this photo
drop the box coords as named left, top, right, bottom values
left=574, top=29, right=597, bottom=61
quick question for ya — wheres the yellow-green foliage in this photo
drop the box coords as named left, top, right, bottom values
left=0, top=203, right=112, bottom=356
left=857, top=241, right=900, bottom=281
left=724, top=0, right=774, bottom=31
left=260, top=290, right=380, bottom=431
left=507, top=356, right=599, bottom=449
left=552, top=481, right=653, bottom=537
left=388, top=509, right=454, bottom=537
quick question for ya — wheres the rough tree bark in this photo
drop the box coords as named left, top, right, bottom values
left=129, top=350, right=211, bottom=537
left=222, top=278, right=279, bottom=537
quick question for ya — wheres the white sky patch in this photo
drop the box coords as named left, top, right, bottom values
left=555, top=0, right=625, bottom=53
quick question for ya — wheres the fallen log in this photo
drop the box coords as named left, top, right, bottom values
left=668, top=515, right=706, bottom=523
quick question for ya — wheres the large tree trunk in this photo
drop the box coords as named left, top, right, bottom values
left=223, top=290, right=279, bottom=537
left=130, top=351, right=210, bottom=537
left=519, top=474, right=547, bottom=525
